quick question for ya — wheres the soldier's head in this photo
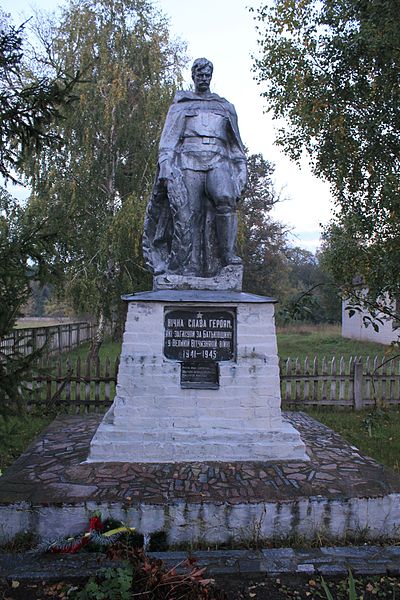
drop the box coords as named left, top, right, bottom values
left=192, top=58, right=213, bottom=93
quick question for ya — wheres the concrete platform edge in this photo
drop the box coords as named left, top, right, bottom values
left=1, top=493, right=400, bottom=545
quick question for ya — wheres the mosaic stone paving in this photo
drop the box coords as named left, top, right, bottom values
left=0, top=412, right=399, bottom=506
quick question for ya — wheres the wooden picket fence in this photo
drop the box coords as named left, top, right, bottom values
left=23, top=353, right=400, bottom=413
left=1, top=322, right=95, bottom=357
left=280, top=355, right=399, bottom=409
left=28, top=355, right=119, bottom=413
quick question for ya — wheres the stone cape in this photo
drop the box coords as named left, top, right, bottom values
left=87, top=290, right=308, bottom=463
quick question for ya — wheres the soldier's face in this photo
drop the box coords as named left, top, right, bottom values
left=193, top=68, right=212, bottom=93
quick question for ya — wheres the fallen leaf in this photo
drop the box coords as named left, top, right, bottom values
left=11, top=581, right=20, bottom=589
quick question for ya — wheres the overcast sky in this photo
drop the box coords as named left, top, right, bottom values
left=2, top=0, right=334, bottom=252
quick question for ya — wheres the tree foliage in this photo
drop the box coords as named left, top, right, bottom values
left=284, top=246, right=341, bottom=323
left=252, top=0, right=400, bottom=307
left=0, top=189, right=60, bottom=404
left=237, top=153, right=340, bottom=322
left=238, top=152, right=292, bottom=298
left=0, top=12, right=80, bottom=404
left=23, top=0, right=186, bottom=347
left=0, top=189, right=59, bottom=333
left=0, top=11, right=78, bottom=181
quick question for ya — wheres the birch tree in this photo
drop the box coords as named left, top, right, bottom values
left=24, top=0, right=186, bottom=355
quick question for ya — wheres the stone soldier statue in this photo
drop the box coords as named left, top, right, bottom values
left=143, top=58, right=247, bottom=279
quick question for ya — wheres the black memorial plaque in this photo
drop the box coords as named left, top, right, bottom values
left=181, top=362, right=219, bottom=389
left=164, top=308, right=235, bottom=362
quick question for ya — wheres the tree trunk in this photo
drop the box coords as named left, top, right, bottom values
left=90, top=310, right=105, bottom=361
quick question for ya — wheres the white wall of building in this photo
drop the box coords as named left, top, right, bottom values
left=342, top=296, right=399, bottom=345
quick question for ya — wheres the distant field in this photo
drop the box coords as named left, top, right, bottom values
left=277, top=323, right=341, bottom=336
left=15, top=318, right=79, bottom=329
left=277, top=323, right=389, bottom=362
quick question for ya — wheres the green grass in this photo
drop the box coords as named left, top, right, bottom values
left=307, top=407, right=400, bottom=473
left=0, top=412, right=54, bottom=472
left=58, top=340, right=121, bottom=365
left=277, top=323, right=390, bottom=362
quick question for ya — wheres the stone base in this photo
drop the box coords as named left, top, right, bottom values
left=153, top=264, right=243, bottom=292
left=89, top=420, right=306, bottom=463
left=2, top=413, right=400, bottom=544
left=88, top=290, right=308, bottom=463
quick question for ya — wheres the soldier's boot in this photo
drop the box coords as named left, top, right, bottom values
left=215, top=213, right=242, bottom=267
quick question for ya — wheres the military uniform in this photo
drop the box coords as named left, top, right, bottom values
left=143, top=91, right=247, bottom=277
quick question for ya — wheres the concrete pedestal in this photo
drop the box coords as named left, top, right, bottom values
left=88, top=290, right=308, bottom=463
